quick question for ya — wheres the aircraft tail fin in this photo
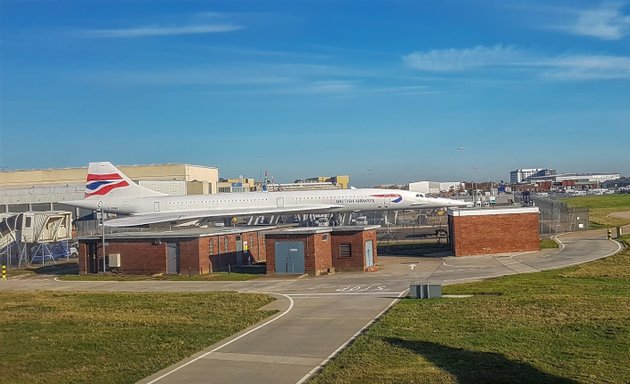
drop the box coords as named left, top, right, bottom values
left=85, top=162, right=166, bottom=199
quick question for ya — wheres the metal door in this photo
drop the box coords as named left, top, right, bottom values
left=236, top=235, right=243, bottom=265
left=365, top=240, right=374, bottom=267
left=88, top=242, right=98, bottom=274
left=166, top=242, right=179, bottom=274
left=276, top=197, right=284, bottom=207
left=274, top=241, right=304, bottom=274
left=154, top=202, right=160, bottom=212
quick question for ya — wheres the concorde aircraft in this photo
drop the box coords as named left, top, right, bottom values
left=66, top=162, right=468, bottom=227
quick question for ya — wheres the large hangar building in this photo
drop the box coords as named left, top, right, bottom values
left=0, top=163, right=219, bottom=216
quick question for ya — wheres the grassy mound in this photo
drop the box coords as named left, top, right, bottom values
left=563, top=194, right=630, bottom=228
left=312, top=237, right=630, bottom=384
left=0, top=291, right=276, bottom=383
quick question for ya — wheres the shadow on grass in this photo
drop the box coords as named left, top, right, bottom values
left=385, top=338, right=577, bottom=384
left=378, top=243, right=451, bottom=257
left=29, top=261, right=79, bottom=275
left=231, top=264, right=266, bottom=274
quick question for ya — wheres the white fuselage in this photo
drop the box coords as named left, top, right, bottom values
left=70, top=188, right=466, bottom=216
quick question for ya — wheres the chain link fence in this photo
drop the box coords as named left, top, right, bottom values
left=516, top=194, right=589, bottom=235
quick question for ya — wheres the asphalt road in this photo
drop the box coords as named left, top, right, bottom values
left=0, top=228, right=623, bottom=384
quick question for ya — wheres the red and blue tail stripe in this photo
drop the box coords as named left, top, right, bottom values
left=85, top=173, right=129, bottom=197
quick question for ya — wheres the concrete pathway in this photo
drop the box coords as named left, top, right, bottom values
left=0, top=228, right=623, bottom=384
left=608, top=210, right=630, bottom=221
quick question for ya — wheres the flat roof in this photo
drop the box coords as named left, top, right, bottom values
left=448, top=207, right=539, bottom=217
left=78, top=225, right=276, bottom=241
left=0, top=163, right=219, bottom=189
left=266, top=225, right=380, bottom=235
left=3, top=163, right=218, bottom=173
left=78, top=224, right=382, bottom=240
left=332, top=225, right=380, bottom=232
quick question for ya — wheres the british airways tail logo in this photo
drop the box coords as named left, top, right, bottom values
left=85, top=173, right=129, bottom=197
left=371, top=194, right=403, bottom=203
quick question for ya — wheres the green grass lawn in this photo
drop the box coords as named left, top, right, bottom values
left=539, top=238, right=559, bottom=249
left=311, top=237, right=630, bottom=384
left=563, top=194, right=630, bottom=228
left=6, top=261, right=263, bottom=281
left=58, top=271, right=263, bottom=282
left=4, top=268, right=35, bottom=277
left=0, top=291, right=276, bottom=383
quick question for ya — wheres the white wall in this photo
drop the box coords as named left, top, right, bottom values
left=409, top=181, right=461, bottom=194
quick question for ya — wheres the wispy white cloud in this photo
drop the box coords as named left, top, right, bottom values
left=217, top=47, right=331, bottom=60
left=552, top=2, right=630, bottom=40
left=194, top=12, right=227, bottom=19
left=403, top=45, right=521, bottom=72
left=359, top=85, right=435, bottom=95
left=302, top=80, right=356, bottom=94
left=269, top=63, right=380, bottom=78
left=218, top=82, right=436, bottom=97
left=308, top=44, right=395, bottom=57
left=237, top=80, right=358, bottom=96
left=81, top=69, right=292, bottom=86
left=403, top=44, right=630, bottom=80
left=542, top=55, right=630, bottom=80
left=80, top=62, right=377, bottom=87
left=78, top=65, right=437, bottom=97
left=81, top=24, right=244, bottom=38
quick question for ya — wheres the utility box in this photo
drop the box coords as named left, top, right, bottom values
left=410, top=283, right=442, bottom=299
left=108, top=253, right=121, bottom=268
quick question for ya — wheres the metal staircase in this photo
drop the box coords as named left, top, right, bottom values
left=0, top=211, right=73, bottom=267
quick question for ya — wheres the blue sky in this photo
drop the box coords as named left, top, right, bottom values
left=1, top=0, right=629, bottom=186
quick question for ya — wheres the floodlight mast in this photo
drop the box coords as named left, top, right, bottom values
left=101, top=207, right=106, bottom=273
left=257, top=155, right=265, bottom=192
left=472, top=167, right=478, bottom=205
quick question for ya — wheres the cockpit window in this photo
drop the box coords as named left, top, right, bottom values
left=416, top=193, right=425, bottom=198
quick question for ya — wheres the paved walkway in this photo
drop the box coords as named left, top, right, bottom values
left=0, top=228, right=623, bottom=384
left=608, top=210, right=630, bottom=221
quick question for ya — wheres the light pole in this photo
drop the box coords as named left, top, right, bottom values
left=472, top=167, right=478, bottom=205
left=366, top=169, right=375, bottom=223
left=454, top=146, right=464, bottom=192
left=256, top=155, right=265, bottom=191
left=100, top=207, right=106, bottom=273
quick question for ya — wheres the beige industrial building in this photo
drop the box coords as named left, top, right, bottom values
left=0, top=163, right=219, bottom=214
left=264, top=175, right=350, bottom=192
left=216, top=175, right=350, bottom=193
left=304, top=176, right=350, bottom=189
left=218, top=177, right=257, bottom=193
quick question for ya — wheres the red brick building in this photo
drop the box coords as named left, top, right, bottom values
left=448, top=207, right=540, bottom=256
left=78, top=227, right=267, bottom=275
left=265, top=226, right=378, bottom=275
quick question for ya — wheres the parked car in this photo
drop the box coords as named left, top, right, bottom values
left=70, top=242, right=79, bottom=258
